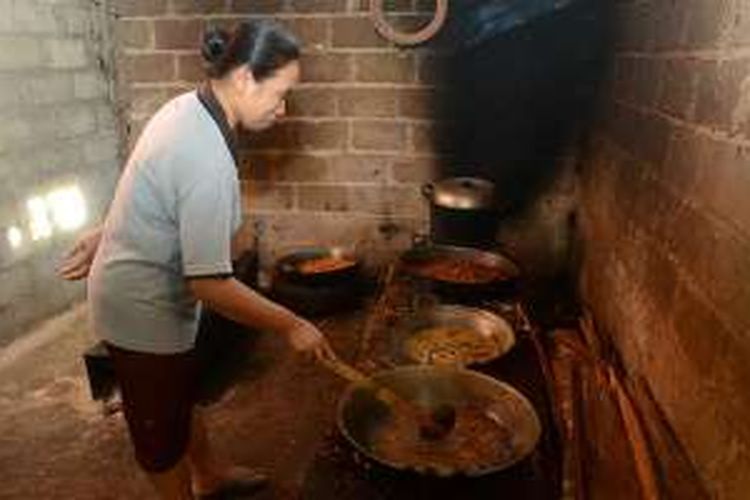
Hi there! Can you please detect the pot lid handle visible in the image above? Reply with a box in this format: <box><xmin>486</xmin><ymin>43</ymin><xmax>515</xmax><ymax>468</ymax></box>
<box><xmin>431</xmin><ymin>177</ymin><xmax>496</xmax><ymax>209</ymax></box>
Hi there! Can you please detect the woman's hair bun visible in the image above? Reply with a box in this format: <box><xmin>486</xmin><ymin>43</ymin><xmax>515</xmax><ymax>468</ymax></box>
<box><xmin>201</xmin><ymin>27</ymin><xmax>229</xmax><ymax>64</ymax></box>
<box><xmin>201</xmin><ymin>20</ymin><xmax>300</xmax><ymax>80</ymax></box>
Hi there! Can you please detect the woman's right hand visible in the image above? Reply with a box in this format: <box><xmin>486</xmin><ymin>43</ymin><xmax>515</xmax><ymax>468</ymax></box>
<box><xmin>285</xmin><ymin>320</ymin><xmax>337</xmax><ymax>362</ymax></box>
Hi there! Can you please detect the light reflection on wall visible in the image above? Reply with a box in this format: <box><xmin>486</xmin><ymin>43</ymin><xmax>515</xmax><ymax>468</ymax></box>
<box><xmin>7</xmin><ymin>226</ymin><xmax>22</xmax><ymax>249</ymax></box>
<box><xmin>46</xmin><ymin>186</ymin><xmax>87</xmax><ymax>231</ymax></box>
<box><xmin>12</xmin><ymin>185</ymin><xmax>88</xmax><ymax>249</ymax></box>
<box><xmin>27</xmin><ymin>197</ymin><xmax>53</xmax><ymax>241</ymax></box>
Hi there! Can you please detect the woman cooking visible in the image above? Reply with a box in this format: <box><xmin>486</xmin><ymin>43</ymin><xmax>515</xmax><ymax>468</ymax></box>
<box><xmin>58</xmin><ymin>20</ymin><xmax>335</xmax><ymax>500</ymax></box>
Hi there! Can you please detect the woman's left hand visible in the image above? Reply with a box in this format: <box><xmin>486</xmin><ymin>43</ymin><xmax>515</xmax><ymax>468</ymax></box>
<box><xmin>57</xmin><ymin>227</ymin><xmax>103</xmax><ymax>280</ymax></box>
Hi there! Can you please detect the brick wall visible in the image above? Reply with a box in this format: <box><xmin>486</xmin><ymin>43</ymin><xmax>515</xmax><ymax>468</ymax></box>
<box><xmin>112</xmin><ymin>0</ymin><xmax>446</xmax><ymax>271</ymax></box>
<box><xmin>577</xmin><ymin>0</ymin><xmax>750</xmax><ymax>496</ymax></box>
<box><xmin>0</xmin><ymin>0</ymin><xmax>120</xmax><ymax>347</ymax></box>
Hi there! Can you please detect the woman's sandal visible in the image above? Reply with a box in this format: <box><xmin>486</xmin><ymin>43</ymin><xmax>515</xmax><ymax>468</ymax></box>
<box><xmin>195</xmin><ymin>467</ymin><xmax>269</xmax><ymax>499</ymax></box>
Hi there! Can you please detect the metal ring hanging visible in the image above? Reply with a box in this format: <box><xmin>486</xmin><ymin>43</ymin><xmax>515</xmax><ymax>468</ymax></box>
<box><xmin>370</xmin><ymin>0</ymin><xmax>448</xmax><ymax>46</ymax></box>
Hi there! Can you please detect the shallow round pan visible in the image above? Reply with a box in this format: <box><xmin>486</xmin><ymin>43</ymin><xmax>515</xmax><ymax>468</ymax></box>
<box><xmin>337</xmin><ymin>365</ymin><xmax>542</xmax><ymax>477</ymax></box>
<box><xmin>399</xmin><ymin>244</ymin><xmax>521</xmax><ymax>301</ymax></box>
<box><xmin>393</xmin><ymin>304</ymin><xmax>516</xmax><ymax>366</ymax></box>
<box><xmin>400</xmin><ymin>244</ymin><xmax>521</xmax><ymax>285</ymax></box>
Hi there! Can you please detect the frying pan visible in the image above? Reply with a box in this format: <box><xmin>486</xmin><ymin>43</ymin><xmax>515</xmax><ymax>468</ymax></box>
<box><xmin>399</xmin><ymin>244</ymin><xmax>521</xmax><ymax>300</ymax></box>
<box><xmin>392</xmin><ymin>304</ymin><xmax>516</xmax><ymax>366</ymax></box>
<box><xmin>337</xmin><ymin>365</ymin><xmax>541</xmax><ymax>477</ymax></box>
<box><xmin>273</xmin><ymin>246</ymin><xmax>360</xmax><ymax>287</ymax></box>
<box><xmin>270</xmin><ymin>246</ymin><xmax>366</xmax><ymax>316</ymax></box>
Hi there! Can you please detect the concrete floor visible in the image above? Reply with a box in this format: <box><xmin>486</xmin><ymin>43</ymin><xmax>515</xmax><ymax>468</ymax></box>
<box><xmin>0</xmin><ymin>303</ymin><xmax>358</xmax><ymax>499</ymax></box>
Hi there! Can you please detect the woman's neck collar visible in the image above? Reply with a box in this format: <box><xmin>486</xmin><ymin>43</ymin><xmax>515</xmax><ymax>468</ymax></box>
<box><xmin>208</xmin><ymin>79</ymin><xmax>238</xmax><ymax>130</ymax></box>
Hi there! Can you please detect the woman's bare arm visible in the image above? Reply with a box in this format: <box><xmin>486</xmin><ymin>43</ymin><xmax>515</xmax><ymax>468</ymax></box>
<box><xmin>187</xmin><ymin>277</ymin><xmax>336</xmax><ymax>360</ymax></box>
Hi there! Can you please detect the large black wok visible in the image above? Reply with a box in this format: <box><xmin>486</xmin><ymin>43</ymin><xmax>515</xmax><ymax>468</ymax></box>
<box><xmin>270</xmin><ymin>246</ymin><xmax>366</xmax><ymax>316</ymax></box>
<box><xmin>274</xmin><ymin>246</ymin><xmax>360</xmax><ymax>286</ymax></box>
<box><xmin>336</xmin><ymin>365</ymin><xmax>541</xmax><ymax>477</ymax></box>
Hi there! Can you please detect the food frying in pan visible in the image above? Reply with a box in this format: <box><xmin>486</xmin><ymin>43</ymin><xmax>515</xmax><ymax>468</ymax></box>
<box><xmin>403</xmin><ymin>325</ymin><xmax>503</xmax><ymax>365</ymax></box>
<box><xmin>295</xmin><ymin>256</ymin><xmax>357</xmax><ymax>274</ymax></box>
<box><xmin>403</xmin><ymin>257</ymin><xmax>508</xmax><ymax>284</ymax></box>
<box><xmin>371</xmin><ymin>404</ymin><xmax>517</xmax><ymax>472</ymax></box>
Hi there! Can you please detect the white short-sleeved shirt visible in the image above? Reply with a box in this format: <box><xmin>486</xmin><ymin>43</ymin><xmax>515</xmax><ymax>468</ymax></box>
<box><xmin>88</xmin><ymin>91</ymin><xmax>241</xmax><ymax>353</ymax></box>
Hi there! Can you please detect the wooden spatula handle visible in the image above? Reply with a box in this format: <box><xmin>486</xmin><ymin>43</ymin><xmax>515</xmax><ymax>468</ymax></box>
<box><xmin>319</xmin><ymin>356</ymin><xmax>369</xmax><ymax>385</ymax></box>
<box><xmin>319</xmin><ymin>356</ymin><xmax>406</xmax><ymax>407</ymax></box>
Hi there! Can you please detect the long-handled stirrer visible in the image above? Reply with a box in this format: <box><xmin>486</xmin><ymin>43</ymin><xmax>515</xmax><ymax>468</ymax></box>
<box><xmin>320</xmin><ymin>355</ymin><xmax>456</xmax><ymax>440</ymax></box>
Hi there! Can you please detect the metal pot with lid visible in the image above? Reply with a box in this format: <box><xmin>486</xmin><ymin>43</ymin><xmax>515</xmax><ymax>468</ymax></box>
<box><xmin>422</xmin><ymin>177</ymin><xmax>499</xmax><ymax>248</ymax></box>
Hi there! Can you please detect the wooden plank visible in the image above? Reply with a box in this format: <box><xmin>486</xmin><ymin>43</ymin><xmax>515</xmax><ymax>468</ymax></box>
<box><xmin>579</xmin><ymin>356</ymin><xmax>643</xmax><ymax>500</ymax></box>
<box><xmin>628</xmin><ymin>376</ymin><xmax>711</xmax><ymax>500</ymax></box>
<box><xmin>608</xmin><ymin>367</ymin><xmax>661</xmax><ymax>500</ymax></box>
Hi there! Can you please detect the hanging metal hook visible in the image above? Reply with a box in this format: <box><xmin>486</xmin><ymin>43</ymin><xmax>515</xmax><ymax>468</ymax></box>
<box><xmin>370</xmin><ymin>0</ymin><xmax>449</xmax><ymax>46</ymax></box>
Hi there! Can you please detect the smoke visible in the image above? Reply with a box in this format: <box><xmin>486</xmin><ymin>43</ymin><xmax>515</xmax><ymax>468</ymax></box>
<box><xmin>430</xmin><ymin>0</ymin><xmax>613</xmax><ymax>215</ymax></box>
